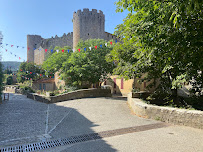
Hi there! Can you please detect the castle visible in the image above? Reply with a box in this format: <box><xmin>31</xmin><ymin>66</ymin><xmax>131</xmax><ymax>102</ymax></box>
<box><xmin>27</xmin><ymin>8</ymin><xmax>118</xmax><ymax>64</ymax></box>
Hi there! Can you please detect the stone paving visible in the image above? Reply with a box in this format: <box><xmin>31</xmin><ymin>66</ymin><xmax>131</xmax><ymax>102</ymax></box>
<box><xmin>0</xmin><ymin>93</ymin><xmax>203</xmax><ymax>152</ymax></box>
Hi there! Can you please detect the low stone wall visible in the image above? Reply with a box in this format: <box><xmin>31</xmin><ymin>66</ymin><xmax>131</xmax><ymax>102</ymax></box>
<box><xmin>128</xmin><ymin>93</ymin><xmax>203</xmax><ymax>129</ymax></box>
<box><xmin>4</xmin><ymin>86</ymin><xmax>16</xmax><ymax>93</ymax></box>
<box><xmin>27</xmin><ymin>88</ymin><xmax>111</xmax><ymax>103</ymax></box>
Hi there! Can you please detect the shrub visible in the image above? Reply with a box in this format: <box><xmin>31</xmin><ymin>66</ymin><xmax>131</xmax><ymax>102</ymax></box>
<box><xmin>6</xmin><ymin>76</ymin><xmax>13</xmax><ymax>85</ymax></box>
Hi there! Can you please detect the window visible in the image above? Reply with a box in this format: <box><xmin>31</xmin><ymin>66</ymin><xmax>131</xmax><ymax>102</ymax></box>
<box><xmin>43</xmin><ymin>84</ymin><xmax>46</xmax><ymax>91</ymax></box>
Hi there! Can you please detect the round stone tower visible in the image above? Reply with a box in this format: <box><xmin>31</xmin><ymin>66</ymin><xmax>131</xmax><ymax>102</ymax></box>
<box><xmin>73</xmin><ymin>8</ymin><xmax>105</xmax><ymax>49</ymax></box>
<box><xmin>27</xmin><ymin>35</ymin><xmax>42</xmax><ymax>63</ymax></box>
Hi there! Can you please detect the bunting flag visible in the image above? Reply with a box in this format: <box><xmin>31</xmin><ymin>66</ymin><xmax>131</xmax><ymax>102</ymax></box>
<box><xmin>45</xmin><ymin>49</ymin><xmax>47</xmax><ymax>52</ymax></box>
<box><xmin>19</xmin><ymin>57</ymin><xmax>21</xmax><ymax>60</ymax></box>
<box><xmin>110</xmin><ymin>41</ymin><xmax>113</xmax><ymax>45</ymax></box>
<box><xmin>84</xmin><ymin>48</ymin><xmax>86</xmax><ymax>51</ymax></box>
<box><xmin>62</xmin><ymin>49</ymin><xmax>64</xmax><ymax>53</ymax></box>
<box><xmin>100</xmin><ymin>45</ymin><xmax>102</xmax><ymax>48</ymax></box>
<box><xmin>51</xmin><ymin>50</ymin><xmax>53</xmax><ymax>53</ymax></box>
<box><xmin>115</xmin><ymin>40</ymin><xmax>117</xmax><ymax>43</ymax></box>
<box><xmin>95</xmin><ymin>46</ymin><xmax>97</xmax><ymax>49</ymax></box>
<box><xmin>105</xmin><ymin>43</ymin><xmax>107</xmax><ymax>47</ymax></box>
<box><xmin>30</xmin><ymin>72</ymin><xmax>32</xmax><ymax>74</ymax></box>
<box><xmin>0</xmin><ymin>43</ymin><xmax>26</xmax><ymax>49</ymax></box>
<box><xmin>78</xmin><ymin>49</ymin><xmax>80</xmax><ymax>52</ymax></box>
<box><xmin>89</xmin><ymin>47</ymin><xmax>92</xmax><ymax>50</ymax></box>
<box><xmin>56</xmin><ymin>50</ymin><xmax>59</xmax><ymax>53</ymax></box>
<box><xmin>67</xmin><ymin>50</ymin><xmax>70</xmax><ymax>53</ymax></box>
<box><xmin>28</xmin><ymin>47</ymin><xmax>30</xmax><ymax>51</ymax></box>
<box><xmin>6</xmin><ymin>49</ymin><xmax>7</xmax><ymax>52</ymax></box>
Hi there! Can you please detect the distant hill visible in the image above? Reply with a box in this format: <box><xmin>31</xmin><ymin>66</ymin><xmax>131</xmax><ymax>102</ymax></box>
<box><xmin>1</xmin><ymin>61</ymin><xmax>22</xmax><ymax>72</ymax></box>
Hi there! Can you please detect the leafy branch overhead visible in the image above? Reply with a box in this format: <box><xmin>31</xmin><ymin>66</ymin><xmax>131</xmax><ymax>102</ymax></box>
<box><xmin>111</xmin><ymin>0</ymin><xmax>202</xmax><ymax>94</ymax></box>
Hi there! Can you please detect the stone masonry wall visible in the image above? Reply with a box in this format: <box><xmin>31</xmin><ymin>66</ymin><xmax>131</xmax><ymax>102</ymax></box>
<box><xmin>128</xmin><ymin>93</ymin><xmax>203</xmax><ymax>129</ymax></box>
<box><xmin>27</xmin><ymin>8</ymin><xmax>119</xmax><ymax>64</ymax></box>
<box><xmin>73</xmin><ymin>8</ymin><xmax>105</xmax><ymax>49</ymax></box>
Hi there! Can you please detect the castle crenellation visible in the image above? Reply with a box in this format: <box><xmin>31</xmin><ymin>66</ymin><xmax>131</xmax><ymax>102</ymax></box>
<box><xmin>27</xmin><ymin>8</ymin><xmax>118</xmax><ymax>64</ymax></box>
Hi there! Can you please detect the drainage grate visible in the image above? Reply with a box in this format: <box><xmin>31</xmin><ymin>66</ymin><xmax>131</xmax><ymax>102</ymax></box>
<box><xmin>0</xmin><ymin>123</ymin><xmax>169</xmax><ymax>152</ymax></box>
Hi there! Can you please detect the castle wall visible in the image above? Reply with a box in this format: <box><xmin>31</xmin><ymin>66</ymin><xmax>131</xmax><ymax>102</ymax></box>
<box><xmin>34</xmin><ymin>47</ymin><xmax>45</xmax><ymax>65</ymax></box>
<box><xmin>73</xmin><ymin>8</ymin><xmax>105</xmax><ymax>49</ymax></box>
<box><xmin>27</xmin><ymin>35</ymin><xmax>42</xmax><ymax>63</ymax></box>
<box><xmin>104</xmin><ymin>32</ymin><xmax>118</xmax><ymax>42</ymax></box>
<box><xmin>27</xmin><ymin>8</ymin><xmax>119</xmax><ymax>64</ymax></box>
<box><xmin>41</xmin><ymin>32</ymin><xmax>73</xmax><ymax>49</ymax></box>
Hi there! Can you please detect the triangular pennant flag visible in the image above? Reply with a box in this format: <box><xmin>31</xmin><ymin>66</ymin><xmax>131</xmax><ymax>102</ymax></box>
<box><xmin>11</xmin><ymin>45</ymin><xmax>14</xmax><ymax>47</ymax></box>
<box><xmin>15</xmin><ymin>55</ymin><xmax>16</xmax><ymax>57</ymax></box>
<box><xmin>22</xmin><ymin>47</ymin><xmax>25</xmax><ymax>49</ymax></box>
<box><xmin>6</xmin><ymin>44</ymin><xmax>8</xmax><ymax>46</ymax></box>
<box><xmin>105</xmin><ymin>43</ymin><xmax>107</xmax><ymax>47</ymax></box>
<box><xmin>78</xmin><ymin>49</ymin><xmax>80</xmax><ymax>52</ymax></box>
<box><xmin>10</xmin><ymin>52</ymin><xmax>12</xmax><ymax>54</ymax></box>
<box><xmin>67</xmin><ymin>50</ymin><xmax>70</xmax><ymax>53</ymax></box>
<box><xmin>95</xmin><ymin>46</ymin><xmax>97</xmax><ymax>49</ymax></box>
<box><xmin>84</xmin><ymin>48</ymin><xmax>86</xmax><ymax>51</ymax></box>
<box><xmin>5</xmin><ymin>49</ymin><xmax>7</xmax><ymax>52</ymax></box>
<box><xmin>110</xmin><ymin>42</ymin><xmax>113</xmax><ymax>45</ymax></box>
<box><xmin>28</xmin><ymin>47</ymin><xmax>30</xmax><ymax>50</ymax></box>
<box><xmin>56</xmin><ymin>50</ymin><xmax>59</xmax><ymax>53</ymax></box>
<box><xmin>45</xmin><ymin>49</ymin><xmax>47</xmax><ymax>52</ymax></box>
<box><xmin>89</xmin><ymin>47</ymin><xmax>92</xmax><ymax>50</ymax></box>
<box><xmin>62</xmin><ymin>49</ymin><xmax>64</xmax><ymax>53</ymax></box>
<box><xmin>19</xmin><ymin>57</ymin><xmax>21</xmax><ymax>60</ymax></box>
<box><xmin>51</xmin><ymin>50</ymin><xmax>53</xmax><ymax>53</ymax></box>
<box><xmin>30</xmin><ymin>72</ymin><xmax>32</xmax><ymax>74</ymax></box>
<box><xmin>115</xmin><ymin>40</ymin><xmax>117</xmax><ymax>43</ymax></box>
<box><xmin>100</xmin><ymin>45</ymin><xmax>102</xmax><ymax>48</ymax></box>
<box><xmin>17</xmin><ymin>46</ymin><xmax>19</xmax><ymax>48</ymax></box>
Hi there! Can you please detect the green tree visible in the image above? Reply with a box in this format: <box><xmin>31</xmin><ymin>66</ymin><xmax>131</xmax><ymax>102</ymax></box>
<box><xmin>42</xmin><ymin>46</ymin><xmax>72</xmax><ymax>75</ymax></box>
<box><xmin>62</xmin><ymin>39</ymin><xmax>115</xmax><ymax>88</ymax></box>
<box><xmin>6</xmin><ymin>76</ymin><xmax>13</xmax><ymax>85</ymax></box>
<box><xmin>0</xmin><ymin>62</ymin><xmax>4</xmax><ymax>101</ymax></box>
<box><xmin>110</xmin><ymin>0</ymin><xmax>203</xmax><ymax>98</ymax></box>
<box><xmin>0</xmin><ymin>31</ymin><xmax>4</xmax><ymax>101</ymax></box>
<box><xmin>17</xmin><ymin>62</ymin><xmax>42</xmax><ymax>83</ymax></box>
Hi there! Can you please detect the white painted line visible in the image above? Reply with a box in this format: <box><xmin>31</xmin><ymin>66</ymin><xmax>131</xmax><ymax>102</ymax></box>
<box><xmin>48</xmin><ymin>100</ymin><xmax>81</xmax><ymax>134</ymax></box>
<box><xmin>45</xmin><ymin>104</ymin><xmax>49</xmax><ymax>134</ymax></box>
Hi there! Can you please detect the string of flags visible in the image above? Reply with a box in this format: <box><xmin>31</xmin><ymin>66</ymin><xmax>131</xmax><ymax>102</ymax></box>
<box><xmin>18</xmin><ymin>69</ymin><xmax>55</xmax><ymax>80</ymax></box>
<box><xmin>0</xmin><ymin>43</ymin><xmax>25</xmax><ymax>49</ymax></box>
<box><xmin>1</xmin><ymin>46</ymin><xmax>26</xmax><ymax>61</ymax></box>
<box><xmin>1</xmin><ymin>40</ymin><xmax>118</xmax><ymax>62</ymax></box>
<box><xmin>27</xmin><ymin>40</ymin><xmax>118</xmax><ymax>53</ymax></box>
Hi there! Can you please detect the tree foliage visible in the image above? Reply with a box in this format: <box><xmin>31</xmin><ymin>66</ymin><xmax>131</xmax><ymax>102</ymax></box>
<box><xmin>0</xmin><ymin>31</ymin><xmax>3</xmax><ymax>101</ymax></box>
<box><xmin>110</xmin><ymin>0</ymin><xmax>203</xmax><ymax>95</ymax></box>
<box><xmin>42</xmin><ymin>46</ymin><xmax>72</xmax><ymax>75</ymax></box>
<box><xmin>17</xmin><ymin>62</ymin><xmax>43</xmax><ymax>83</ymax></box>
<box><xmin>62</xmin><ymin>39</ymin><xmax>115</xmax><ymax>87</ymax></box>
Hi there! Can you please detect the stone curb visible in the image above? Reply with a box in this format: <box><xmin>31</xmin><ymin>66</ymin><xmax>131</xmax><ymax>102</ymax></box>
<box><xmin>27</xmin><ymin>88</ymin><xmax>112</xmax><ymax>103</ymax></box>
<box><xmin>128</xmin><ymin>93</ymin><xmax>203</xmax><ymax>129</ymax></box>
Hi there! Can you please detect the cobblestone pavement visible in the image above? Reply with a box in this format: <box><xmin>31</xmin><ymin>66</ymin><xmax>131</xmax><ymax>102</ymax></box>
<box><xmin>0</xmin><ymin>93</ymin><xmax>203</xmax><ymax>152</ymax></box>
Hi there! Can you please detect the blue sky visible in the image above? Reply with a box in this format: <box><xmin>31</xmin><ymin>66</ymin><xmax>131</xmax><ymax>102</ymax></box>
<box><xmin>0</xmin><ymin>0</ymin><xmax>128</xmax><ymax>62</ymax></box>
